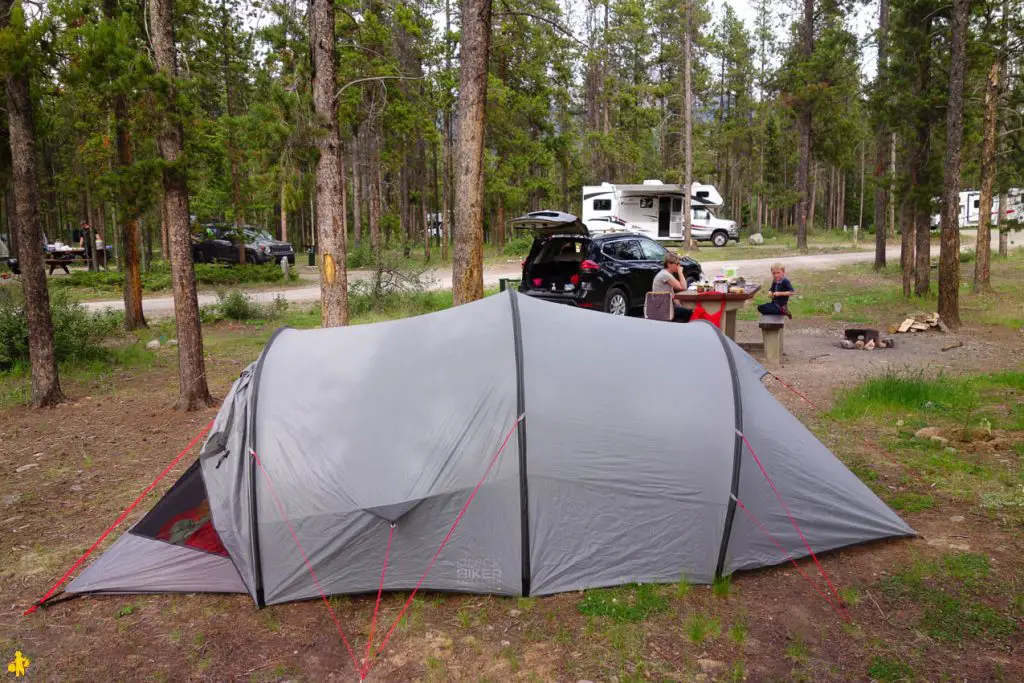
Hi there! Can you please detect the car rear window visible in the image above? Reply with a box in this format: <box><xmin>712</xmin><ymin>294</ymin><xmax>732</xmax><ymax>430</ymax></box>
<box><xmin>531</xmin><ymin>237</ymin><xmax>588</xmax><ymax>264</ymax></box>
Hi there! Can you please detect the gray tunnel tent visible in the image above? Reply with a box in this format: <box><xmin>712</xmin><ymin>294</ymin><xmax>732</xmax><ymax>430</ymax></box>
<box><xmin>66</xmin><ymin>290</ymin><xmax>913</xmax><ymax>605</ymax></box>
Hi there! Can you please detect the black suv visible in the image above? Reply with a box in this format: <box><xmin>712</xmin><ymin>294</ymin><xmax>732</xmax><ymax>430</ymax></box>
<box><xmin>192</xmin><ymin>225</ymin><xmax>295</xmax><ymax>265</ymax></box>
<box><xmin>513</xmin><ymin>211</ymin><xmax>702</xmax><ymax>315</ymax></box>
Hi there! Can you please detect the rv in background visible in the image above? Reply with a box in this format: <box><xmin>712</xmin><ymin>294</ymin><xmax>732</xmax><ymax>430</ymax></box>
<box><xmin>930</xmin><ymin>188</ymin><xmax>1022</xmax><ymax>228</ymax></box>
<box><xmin>581</xmin><ymin>180</ymin><xmax>738</xmax><ymax>246</ymax></box>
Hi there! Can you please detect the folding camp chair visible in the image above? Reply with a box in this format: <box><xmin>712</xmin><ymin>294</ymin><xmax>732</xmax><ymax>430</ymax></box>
<box><xmin>644</xmin><ymin>291</ymin><xmax>674</xmax><ymax>321</ymax></box>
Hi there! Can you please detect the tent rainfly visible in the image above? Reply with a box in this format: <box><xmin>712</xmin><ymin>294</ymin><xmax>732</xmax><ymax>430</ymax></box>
<box><xmin>64</xmin><ymin>290</ymin><xmax>913</xmax><ymax>606</ymax></box>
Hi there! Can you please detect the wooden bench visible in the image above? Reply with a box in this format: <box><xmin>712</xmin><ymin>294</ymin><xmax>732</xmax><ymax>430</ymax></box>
<box><xmin>45</xmin><ymin>258</ymin><xmax>73</xmax><ymax>275</ymax></box>
<box><xmin>758</xmin><ymin>314</ymin><xmax>786</xmax><ymax>364</ymax></box>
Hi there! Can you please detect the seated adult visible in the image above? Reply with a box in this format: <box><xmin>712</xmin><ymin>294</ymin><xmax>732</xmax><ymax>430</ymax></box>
<box><xmin>651</xmin><ymin>253</ymin><xmax>692</xmax><ymax>322</ymax></box>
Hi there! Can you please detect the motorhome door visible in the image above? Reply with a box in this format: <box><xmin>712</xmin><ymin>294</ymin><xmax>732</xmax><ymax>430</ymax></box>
<box><xmin>658</xmin><ymin>197</ymin><xmax>671</xmax><ymax>237</ymax></box>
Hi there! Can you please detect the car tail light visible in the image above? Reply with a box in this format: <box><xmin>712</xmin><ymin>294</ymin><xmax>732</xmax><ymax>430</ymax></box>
<box><xmin>521</xmin><ymin>260</ymin><xmax>526</xmax><ymax>268</ymax></box>
<box><xmin>580</xmin><ymin>259</ymin><xmax>600</xmax><ymax>272</ymax></box>
<box><xmin>570</xmin><ymin>274</ymin><xmax>580</xmax><ymax>285</ymax></box>
<box><xmin>532</xmin><ymin>278</ymin><xmax>542</xmax><ymax>287</ymax></box>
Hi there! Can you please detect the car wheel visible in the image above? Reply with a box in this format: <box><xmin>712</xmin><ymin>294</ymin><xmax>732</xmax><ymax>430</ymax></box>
<box><xmin>712</xmin><ymin>231</ymin><xmax>729</xmax><ymax>248</ymax></box>
<box><xmin>604</xmin><ymin>287</ymin><xmax>628</xmax><ymax>316</ymax></box>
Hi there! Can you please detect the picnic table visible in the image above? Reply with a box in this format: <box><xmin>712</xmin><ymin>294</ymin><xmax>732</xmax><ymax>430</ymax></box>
<box><xmin>673</xmin><ymin>284</ymin><xmax>762</xmax><ymax>340</ymax></box>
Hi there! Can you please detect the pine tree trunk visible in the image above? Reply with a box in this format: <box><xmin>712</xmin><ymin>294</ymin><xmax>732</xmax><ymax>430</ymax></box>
<box><xmin>2</xmin><ymin>0</ymin><xmax>65</xmax><ymax>407</ymax></box>
<box><xmin>937</xmin><ymin>0</ymin><xmax>968</xmax><ymax>328</ymax></box>
<box><xmin>808</xmin><ymin>162</ymin><xmax>818</xmax><ymax>232</ymax></box>
<box><xmin>104</xmin><ymin>0</ymin><xmax>147</xmax><ymax>328</ymax></box>
<box><xmin>997</xmin><ymin>191</ymin><xmax>1008</xmax><ymax>257</ymax></box>
<box><xmin>451</xmin><ymin>0</ymin><xmax>492</xmax><ymax>305</ymax></box>
<box><xmin>682</xmin><ymin>0</ymin><xmax>694</xmax><ymax>248</ymax></box>
<box><xmin>496</xmin><ymin>200</ymin><xmax>505</xmax><ymax>250</ymax></box>
<box><xmin>280</xmin><ymin>181</ymin><xmax>288</xmax><ymax>242</ymax></box>
<box><xmin>974</xmin><ymin>58</ymin><xmax>999</xmax><ymax>293</ymax></box>
<box><xmin>795</xmin><ymin>0</ymin><xmax>814</xmax><ymax>250</ymax></box>
<box><xmin>113</xmin><ymin>93</ymin><xmax>147</xmax><ymax>330</ymax></box>
<box><xmin>368</xmin><ymin>126</ymin><xmax>382</xmax><ymax>259</ymax></box>
<box><xmin>150</xmin><ymin>0</ymin><xmax>215</xmax><ymax>411</ymax></box>
<box><xmin>441</xmin><ymin>116</ymin><xmax>450</xmax><ymax>261</ymax></box>
<box><xmin>858</xmin><ymin>142</ymin><xmax>866</xmax><ymax>235</ymax></box>
<box><xmin>873</xmin><ymin>0</ymin><xmax>890</xmax><ymax>268</ymax></box>
<box><xmin>839</xmin><ymin>171</ymin><xmax>846</xmax><ymax>229</ymax></box>
<box><xmin>900</xmin><ymin>195</ymin><xmax>915</xmax><ymax>297</ymax></box>
<box><xmin>351</xmin><ymin>139</ymin><xmax>361</xmax><ymax>248</ymax></box>
<box><xmin>310</xmin><ymin>0</ymin><xmax>349</xmax><ymax>326</ymax></box>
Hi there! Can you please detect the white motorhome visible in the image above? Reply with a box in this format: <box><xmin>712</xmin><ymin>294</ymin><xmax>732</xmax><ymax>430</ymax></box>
<box><xmin>930</xmin><ymin>189</ymin><xmax>1022</xmax><ymax>228</ymax></box>
<box><xmin>581</xmin><ymin>180</ymin><xmax>738</xmax><ymax>246</ymax></box>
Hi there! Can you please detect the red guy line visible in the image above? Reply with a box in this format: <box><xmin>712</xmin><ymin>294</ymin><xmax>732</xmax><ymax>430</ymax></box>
<box><xmin>23</xmin><ymin>419</ymin><xmax>215</xmax><ymax>616</ymax></box>
<box><xmin>737</xmin><ymin>430</ymin><xmax>850</xmax><ymax>620</ymax></box>
<box><xmin>363</xmin><ymin>414</ymin><xmax>525</xmax><ymax>677</ymax></box>
<box><xmin>251</xmin><ymin>450</ymin><xmax>361</xmax><ymax>672</ymax></box>
<box><xmin>361</xmin><ymin>523</ymin><xmax>395</xmax><ymax>679</ymax></box>
<box><xmin>731</xmin><ymin>496</ymin><xmax>841</xmax><ymax>615</ymax></box>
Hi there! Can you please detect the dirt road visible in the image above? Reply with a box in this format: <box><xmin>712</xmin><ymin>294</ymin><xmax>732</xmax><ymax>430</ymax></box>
<box><xmin>81</xmin><ymin>235</ymin><xmax>1004</xmax><ymax>318</ymax></box>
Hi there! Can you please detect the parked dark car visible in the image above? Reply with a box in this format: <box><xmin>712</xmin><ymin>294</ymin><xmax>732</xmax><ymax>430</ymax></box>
<box><xmin>192</xmin><ymin>225</ymin><xmax>295</xmax><ymax>265</ymax></box>
<box><xmin>513</xmin><ymin>211</ymin><xmax>702</xmax><ymax>315</ymax></box>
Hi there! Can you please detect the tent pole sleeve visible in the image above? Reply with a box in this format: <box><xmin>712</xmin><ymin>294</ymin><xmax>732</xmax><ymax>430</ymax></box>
<box><xmin>712</xmin><ymin>325</ymin><xmax>744</xmax><ymax>579</ymax></box>
<box><xmin>247</xmin><ymin>326</ymin><xmax>290</xmax><ymax>607</ymax></box>
<box><xmin>508</xmin><ymin>291</ymin><xmax>531</xmax><ymax>596</ymax></box>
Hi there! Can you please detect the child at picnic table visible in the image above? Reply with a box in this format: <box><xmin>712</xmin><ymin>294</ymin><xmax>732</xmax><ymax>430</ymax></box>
<box><xmin>757</xmin><ymin>262</ymin><xmax>795</xmax><ymax>318</ymax></box>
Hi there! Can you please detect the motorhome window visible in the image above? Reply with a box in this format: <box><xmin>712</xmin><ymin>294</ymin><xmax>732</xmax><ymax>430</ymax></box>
<box><xmin>639</xmin><ymin>197</ymin><xmax>654</xmax><ymax>209</ymax></box>
<box><xmin>672</xmin><ymin>198</ymin><xmax>682</xmax><ymax>212</ymax></box>
<box><xmin>639</xmin><ymin>238</ymin><xmax>667</xmax><ymax>261</ymax></box>
<box><xmin>593</xmin><ymin>199</ymin><xmax>612</xmax><ymax>211</ymax></box>
<box><xmin>973</xmin><ymin>200</ymin><xmax>980</xmax><ymax>208</ymax></box>
<box><xmin>694</xmin><ymin>209</ymin><xmax>709</xmax><ymax>220</ymax></box>
<box><xmin>696</xmin><ymin>191</ymin><xmax>709</xmax><ymax>199</ymax></box>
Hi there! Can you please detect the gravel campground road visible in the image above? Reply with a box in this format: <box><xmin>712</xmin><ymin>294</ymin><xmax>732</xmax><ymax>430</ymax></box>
<box><xmin>82</xmin><ymin>230</ymin><xmax>1021</xmax><ymax>319</ymax></box>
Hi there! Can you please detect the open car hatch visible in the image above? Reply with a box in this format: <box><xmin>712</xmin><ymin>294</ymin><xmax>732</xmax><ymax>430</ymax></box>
<box><xmin>509</xmin><ymin>211</ymin><xmax>589</xmax><ymax>237</ymax></box>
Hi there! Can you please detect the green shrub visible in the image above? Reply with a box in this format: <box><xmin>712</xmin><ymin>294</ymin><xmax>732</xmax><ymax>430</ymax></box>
<box><xmin>202</xmin><ymin>290</ymin><xmax>287</xmax><ymax>323</ymax></box>
<box><xmin>50</xmin><ymin>262</ymin><xmax>296</xmax><ymax>294</ymax></box>
<box><xmin>503</xmin><ymin>235</ymin><xmax>533</xmax><ymax>257</ymax></box>
<box><xmin>0</xmin><ymin>288</ymin><xmax>122</xmax><ymax>371</ymax></box>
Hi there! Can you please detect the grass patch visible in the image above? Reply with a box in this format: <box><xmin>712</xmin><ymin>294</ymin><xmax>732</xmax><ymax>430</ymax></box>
<box><xmin>784</xmin><ymin>636</ymin><xmax>809</xmax><ymax>663</ymax></box>
<box><xmin>879</xmin><ymin>552</ymin><xmax>1017</xmax><ymax>643</ymax></box>
<box><xmin>887</xmin><ymin>492</ymin><xmax>935</xmax><ymax>512</ymax></box>
<box><xmin>578</xmin><ymin>584</ymin><xmax>669</xmax><ymax>623</ymax></box>
<box><xmin>712</xmin><ymin>574</ymin><xmax>733</xmax><ymax>598</ymax></box>
<box><xmin>674</xmin><ymin>574</ymin><xmax>692</xmax><ymax>598</ymax></box>
<box><xmin>830</xmin><ymin>369</ymin><xmax>975</xmax><ymax>421</ymax></box>
<box><xmin>685</xmin><ymin>612</ymin><xmax>721</xmax><ymax>645</ymax></box>
<box><xmin>729</xmin><ymin>620</ymin><xmax>748</xmax><ymax>645</ymax></box>
<box><xmin>867</xmin><ymin>655</ymin><xmax>913</xmax><ymax>682</ymax></box>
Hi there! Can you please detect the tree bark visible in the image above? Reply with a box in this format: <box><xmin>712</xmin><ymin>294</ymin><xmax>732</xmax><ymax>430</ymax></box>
<box><xmin>351</xmin><ymin>139</ymin><xmax>361</xmax><ymax>249</ymax></box>
<box><xmin>496</xmin><ymin>199</ymin><xmax>505</xmax><ymax>250</ymax></box>
<box><xmin>682</xmin><ymin>0</ymin><xmax>694</xmax><ymax>248</ymax></box>
<box><xmin>974</xmin><ymin>58</ymin><xmax>999</xmax><ymax>293</ymax></box>
<box><xmin>900</xmin><ymin>195</ymin><xmax>915</xmax><ymax>297</ymax></box>
<box><xmin>937</xmin><ymin>0</ymin><xmax>968</xmax><ymax>328</ymax></box>
<box><xmin>150</xmin><ymin>0</ymin><xmax>215</xmax><ymax>410</ymax></box>
<box><xmin>2</xmin><ymin>0</ymin><xmax>65</xmax><ymax>407</ymax></box>
<box><xmin>105</xmin><ymin>0</ymin><xmax>147</xmax><ymax>329</ymax></box>
<box><xmin>367</xmin><ymin>123</ymin><xmax>382</xmax><ymax>260</ymax></box>
<box><xmin>280</xmin><ymin>180</ymin><xmax>288</xmax><ymax>242</ymax></box>
<box><xmin>808</xmin><ymin>162</ymin><xmax>818</xmax><ymax>232</ymax></box>
<box><xmin>114</xmin><ymin>94</ymin><xmax>147</xmax><ymax>329</ymax></box>
<box><xmin>795</xmin><ymin>0</ymin><xmax>814</xmax><ymax>250</ymax></box>
<box><xmin>441</xmin><ymin>116</ymin><xmax>450</xmax><ymax>260</ymax></box>
<box><xmin>451</xmin><ymin>0</ymin><xmax>492</xmax><ymax>305</ymax></box>
<box><xmin>858</xmin><ymin>142</ymin><xmax>866</xmax><ymax>235</ymax></box>
<box><xmin>310</xmin><ymin>0</ymin><xmax>349</xmax><ymax>326</ymax></box>
<box><xmin>873</xmin><ymin>0</ymin><xmax>890</xmax><ymax>268</ymax></box>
